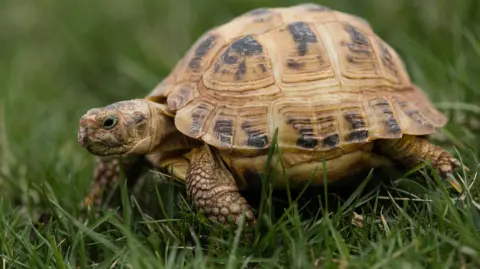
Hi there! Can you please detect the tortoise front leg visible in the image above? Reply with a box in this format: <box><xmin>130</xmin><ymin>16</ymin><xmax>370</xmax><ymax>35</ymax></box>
<box><xmin>83</xmin><ymin>155</ymin><xmax>147</xmax><ymax>210</ymax></box>
<box><xmin>376</xmin><ymin>135</ymin><xmax>466</xmax><ymax>192</ymax></box>
<box><xmin>186</xmin><ymin>145</ymin><xmax>256</xmax><ymax>226</ymax></box>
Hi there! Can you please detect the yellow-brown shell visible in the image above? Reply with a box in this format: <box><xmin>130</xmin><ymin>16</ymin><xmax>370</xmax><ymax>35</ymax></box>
<box><xmin>147</xmin><ymin>3</ymin><xmax>447</xmax><ymax>154</ymax></box>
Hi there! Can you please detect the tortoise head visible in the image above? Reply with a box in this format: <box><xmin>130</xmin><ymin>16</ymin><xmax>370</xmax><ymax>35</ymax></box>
<box><xmin>78</xmin><ymin>99</ymin><xmax>168</xmax><ymax>156</ymax></box>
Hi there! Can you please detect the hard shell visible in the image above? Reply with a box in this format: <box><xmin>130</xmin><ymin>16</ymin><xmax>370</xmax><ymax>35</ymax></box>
<box><xmin>147</xmin><ymin>3</ymin><xmax>447</xmax><ymax>157</ymax></box>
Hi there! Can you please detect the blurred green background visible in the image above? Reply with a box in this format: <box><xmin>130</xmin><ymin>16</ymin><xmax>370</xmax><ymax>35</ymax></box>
<box><xmin>1</xmin><ymin>0</ymin><xmax>479</xmax><ymax>215</ymax></box>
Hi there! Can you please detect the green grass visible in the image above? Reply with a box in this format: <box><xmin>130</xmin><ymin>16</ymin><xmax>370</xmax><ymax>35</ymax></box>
<box><xmin>1</xmin><ymin>0</ymin><xmax>480</xmax><ymax>268</ymax></box>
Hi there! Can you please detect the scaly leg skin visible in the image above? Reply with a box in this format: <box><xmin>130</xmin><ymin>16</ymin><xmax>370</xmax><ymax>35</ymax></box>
<box><xmin>186</xmin><ymin>145</ymin><xmax>256</xmax><ymax>226</ymax></box>
<box><xmin>377</xmin><ymin>135</ymin><xmax>465</xmax><ymax>193</ymax></box>
<box><xmin>82</xmin><ymin>155</ymin><xmax>147</xmax><ymax>211</ymax></box>
<box><xmin>82</xmin><ymin>156</ymin><xmax>120</xmax><ymax>209</ymax></box>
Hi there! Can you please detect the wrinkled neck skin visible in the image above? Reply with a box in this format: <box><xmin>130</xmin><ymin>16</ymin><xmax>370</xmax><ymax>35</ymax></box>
<box><xmin>144</xmin><ymin>103</ymin><xmax>202</xmax><ymax>166</ymax></box>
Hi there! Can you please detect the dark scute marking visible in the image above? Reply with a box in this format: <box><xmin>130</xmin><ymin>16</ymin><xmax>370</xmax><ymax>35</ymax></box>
<box><xmin>345</xmin><ymin>130</ymin><xmax>369</xmax><ymax>142</ymax></box>
<box><xmin>168</xmin><ymin>87</ymin><xmax>190</xmax><ymax>110</ymax></box>
<box><xmin>288</xmin><ymin>118</ymin><xmax>318</xmax><ymax>149</ymax></box>
<box><xmin>190</xmin><ymin>104</ymin><xmax>209</xmax><ymax>134</ymax></box>
<box><xmin>287</xmin><ymin>22</ymin><xmax>318</xmax><ymax>56</ymax></box>
<box><xmin>241</xmin><ymin>122</ymin><xmax>268</xmax><ymax>148</ymax></box>
<box><xmin>343</xmin><ymin>111</ymin><xmax>368</xmax><ymax>142</ymax></box>
<box><xmin>345</xmin><ymin>25</ymin><xmax>368</xmax><ymax>44</ymax></box>
<box><xmin>317</xmin><ymin>115</ymin><xmax>336</xmax><ymax>130</ymax></box>
<box><xmin>246</xmin><ymin>8</ymin><xmax>270</xmax><ymax>16</ymax></box>
<box><xmin>397</xmin><ymin>100</ymin><xmax>433</xmax><ymax>127</ymax></box>
<box><xmin>214</xmin><ymin>119</ymin><xmax>234</xmax><ymax>145</ymax></box>
<box><xmin>221</xmin><ymin>52</ymin><xmax>239</xmax><ymax>65</ymax></box>
<box><xmin>214</xmin><ymin>63</ymin><xmax>221</xmax><ymax>73</ymax></box>
<box><xmin>189</xmin><ymin>35</ymin><xmax>217</xmax><ymax>70</ymax></box>
<box><xmin>180</xmin><ymin>86</ymin><xmax>191</xmax><ymax>101</ymax></box>
<box><xmin>287</xmin><ymin>59</ymin><xmax>305</xmax><ymax>69</ymax></box>
<box><xmin>322</xmin><ymin>133</ymin><xmax>340</xmax><ymax>148</ymax></box>
<box><xmin>372</xmin><ymin>99</ymin><xmax>401</xmax><ymax>135</ymax></box>
<box><xmin>258</xmin><ymin>63</ymin><xmax>267</xmax><ymax>73</ymax></box>
<box><xmin>235</xmin><ymin>61</ymin><xmax>247</xmax><ymax>80</ymax></box>
<box><xmin>221</xmin><ymin>35</ymin><xmax>263</xmax><ymax>65</ymax></box>
<box><xmin>231</xmin><ymin>35</ymin><xmax>263</xmax><ymax>54</ymax></box>
<box><xmin>344</xmin><ymin>24</ymin><xmax>371</xmax><ymax>56</ymax></box>
<box><xmin>297</xmin><ymin>135</ymin><xmax>318</xmax><ymax>149</ymax></box>
<box><xmin>385</xmin><ymin>117</ymin><xmax>401</xmax><ymax>134</ymax></box>
<box><xmin>344</xmin><ymin>112</ymin><xmax>366</xmax><ymax>129</ymax></box>
<box><xmin>372</xmin><ymin>99</ymin><xmax>389</xmax><ymax>107</ymax></box>
<box><xmin>378</xmin><ymin>40</ymin><xmax>398</xmax><ymax>76</ymax></box>
<box><xmin>406</xmin><ymin>110</ymin><xmax>431</xmax><ymax>126</ymax></box>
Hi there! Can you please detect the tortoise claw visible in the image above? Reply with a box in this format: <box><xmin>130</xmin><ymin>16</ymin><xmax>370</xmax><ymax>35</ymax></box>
<box><xmin>445</xmin><ymin>172</ymin><xmax>463</xmax><ymax>193</ymax></box>
<box><xmin>450</xmin><ymin>157</ymin><xmax>470</xmax><ymax>172</ymax></box>
<box><xmin>437</xmin><ymin>156</ymin><xmax>468</xmax><ymax>193</ymax></box>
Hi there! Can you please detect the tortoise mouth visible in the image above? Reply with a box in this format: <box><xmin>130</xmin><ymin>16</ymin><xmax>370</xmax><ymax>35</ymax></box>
<box><xmin>78</xmin><ymin>128</ymin><xmax>126</xmax><ymax>156</ymax></box>
<box><xmin>84</xmin><ymin>141</ymin><xmax>126</xmax><ymax>156</ymax></box>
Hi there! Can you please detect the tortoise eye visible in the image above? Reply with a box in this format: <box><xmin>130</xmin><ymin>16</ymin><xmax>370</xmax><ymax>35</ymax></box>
<box><xmin>102</xmin><ymin>116</ymin><xmax>118</xmax><ymax>130</ymax></box>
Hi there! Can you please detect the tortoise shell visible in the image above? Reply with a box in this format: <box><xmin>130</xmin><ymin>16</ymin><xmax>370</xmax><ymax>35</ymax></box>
<box><xmin>147</xmin><ymin>3</ymin><xmax>447</xmax><ymax>154</ymax></box>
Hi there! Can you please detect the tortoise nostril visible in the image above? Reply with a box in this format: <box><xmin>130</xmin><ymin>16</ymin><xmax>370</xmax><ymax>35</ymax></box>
<box><xmin>78</xmin><ymin>128</ymin><xmax>90</xmax><ymax>146</ymax></box>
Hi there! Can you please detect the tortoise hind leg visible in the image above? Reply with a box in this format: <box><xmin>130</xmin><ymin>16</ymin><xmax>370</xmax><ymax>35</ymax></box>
<box><xmin>186</xmin><ymin>145</ymin><xmax>256</xmax><ymax>226</ymax></box>
<box><xmin>376</xmin><ymin>135</ymin><xmax>465</xmax><ymax>192</ymax></box>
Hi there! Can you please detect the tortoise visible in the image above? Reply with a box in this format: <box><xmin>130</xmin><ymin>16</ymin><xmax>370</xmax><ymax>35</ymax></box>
<box><xmin>77</xmin><ymin>3</ymin><xmax>466</xmax><ymax>225</ymax></box>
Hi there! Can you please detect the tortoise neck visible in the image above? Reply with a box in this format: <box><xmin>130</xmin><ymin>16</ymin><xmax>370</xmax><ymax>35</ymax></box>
<box><xmin>148</xmin><ymin>101</ymin><xmax>201</xmax><ymax>156</ymax></box>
